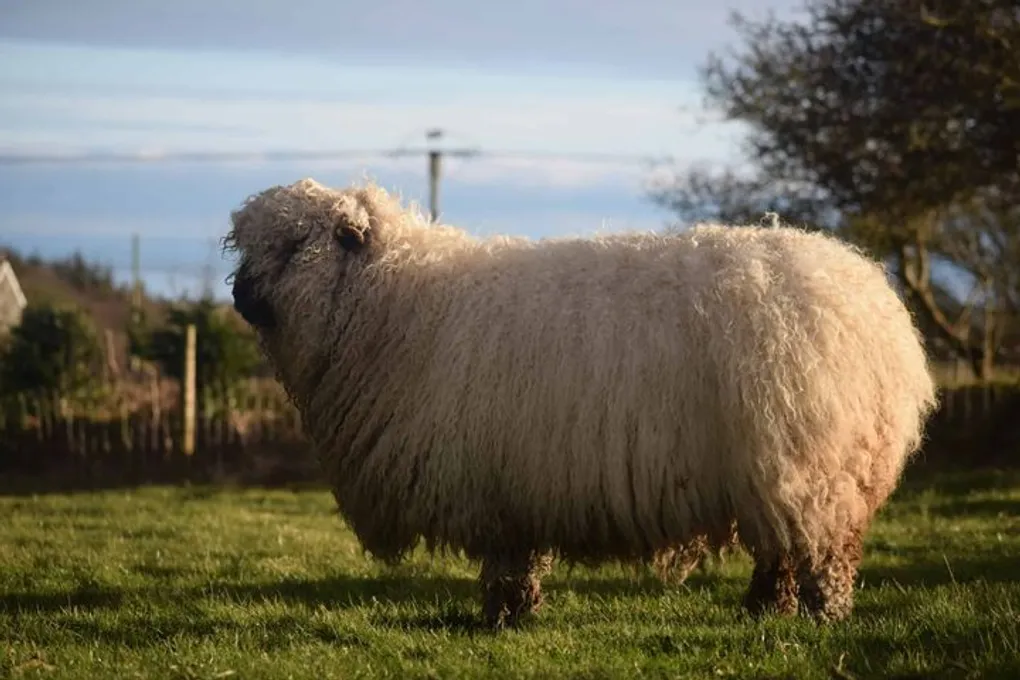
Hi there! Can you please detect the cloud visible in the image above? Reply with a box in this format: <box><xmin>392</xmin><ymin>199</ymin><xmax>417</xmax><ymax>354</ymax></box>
<box><xmin>0</xmin><ymin>0</ymin><xmax>807</xmax><ymax>78</ymax></box>
<box><xmin>0</xmin><ymin>86</ymin><xmax>743</xmax><ymax>193</ymax></box>
<box><xmin>0</xmin><ymin>86</ymin><xmax>720</xmax><ymax>155</ymax></box>
<box><xmin>456</xmin><ymin>211</ymin><xmax>670</xmax><ymax>241</ymax></box>
<box><xmin>0</xmin><ymin>80</ymin><xmax>741</xmax><ymax>194</ymax></box>
<box><xmin>0</xmin><ymin>35</ymin><xmax>752</xmax><ymax>201</ymax></box>
<box><xmin>0</xmin><ymin>158</ymin><xmax>669</xmax><ymax>237</ymax></box>
<box><xmin>0</xmin><ymin>214</ymin><xmax>230</xmax><ymax>239</ymax></box>
<box><xmin>438</xmin><ymin>156</ymin><xmax>662</xmax><ymax>191</ymax></box>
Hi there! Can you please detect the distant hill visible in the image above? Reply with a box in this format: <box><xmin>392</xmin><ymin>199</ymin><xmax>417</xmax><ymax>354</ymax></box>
<box><xmin>0</xmin><ymin>245</ymin><xmax>249</xmax><ymax>378</ymax></box>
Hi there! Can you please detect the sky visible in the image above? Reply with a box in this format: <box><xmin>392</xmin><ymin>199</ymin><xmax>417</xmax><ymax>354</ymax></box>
<box><xmin>0</xmin><ymin>0</ymin><xmax>803</xmax><ymax>301</ymax></box>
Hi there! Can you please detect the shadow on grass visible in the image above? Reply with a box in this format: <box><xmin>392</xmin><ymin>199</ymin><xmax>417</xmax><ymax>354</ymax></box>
<box><xmin>0</xmin><ymin>573</ymin><xmax>506</xmax><ymax>637</ymax></box>
<box><xmin>896</xmin><ymin>466</ymin><xmax>1020</xmax><ymax>498</ymax></box>
<box><xmin>0</xmin><ymin>572</ymin><xmax>674</xmax><ymax>611</ymax></box>
<box><xmin>372</xmin><ymin>608</ymin><xmax>484</xmax><ymax>634</ymax></box>
<box><xmin>208</xmin><ymin>572</ymin><xmax>479</xmax><ymax>608</ymax></box>
<box><xmin>859</xmin><ymin>549</ymin><xmax>1020</xmax><ymax>590</ymax></box>
<box><xmin>0</xmin><ymin>573</ymin><xmax>476</xmax><ymax>615</ymax></box>
<box><xmin>926</xmin><ymin>496</ymin><xmax>1020</xmax><ymax>519</ymax></box>
<box><xmin>5</xmin><ymin>543</ymin><xmax>1013</xmax><ymax>613</ymax></box>
<box><xmin>839</xmin><ymin>625</ymin><xmax>1020</xmax><ymax>680</ymax></box>
<box><xmin>547</xmin><ymin>572</ymin><xmax>671</xmax><ymax>598</ymax></box>
<box><xmin>0</xmin><ymin>584</ymin><xmax>128</xmax><ymax>613</ymax></box>
<box><xmin>0</xmin><ymin>471</ymin><xmax>330</xmax><ymax>498</ymax></box>
<box><xmin>49</xmin><ymin>612</ymin><xmax>379</xmax><ymax>650</ymax></box>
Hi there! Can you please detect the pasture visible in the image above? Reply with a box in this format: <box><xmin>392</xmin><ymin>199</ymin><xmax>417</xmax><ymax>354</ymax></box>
<box><xmin>2</xmin><ymin>468</ymin><xmax>1018</xmax><ymax>679</ymax></box>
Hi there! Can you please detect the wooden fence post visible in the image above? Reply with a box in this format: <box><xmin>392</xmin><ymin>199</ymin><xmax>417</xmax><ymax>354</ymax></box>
<box><xmin>182</xmin><ymin>323</ymin><xmax>197</xmax><ymax>456</ymax></box>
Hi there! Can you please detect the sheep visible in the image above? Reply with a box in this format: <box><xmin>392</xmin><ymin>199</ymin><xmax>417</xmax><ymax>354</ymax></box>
<box><xmin>225</xmin><ymin>178</ymin><xmax>938</xmax><ymax>630</ymax></box>
<box><xmin>651</xmin><ymin>522</ymin><xmax>741</xmax><ymax>585</ymax></box>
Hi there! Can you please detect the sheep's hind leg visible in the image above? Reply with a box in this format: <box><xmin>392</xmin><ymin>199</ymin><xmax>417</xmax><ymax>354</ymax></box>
<box><xmin>479</xmin><ymin>551</ymin><xmax>554</xmax><ymax>630</ymax></box>
<box><xmin>652</xmin><ymin>535</ymin><xmax>710</xmax><ymax>585</ymax></box>
<box><xmin>742</xmin><ymin>552</ymin><xmax>799</xmax><ymax>618</ymax></box>
<box><xmin>795</xmin><ymin>530</ymin><xmax>863</xmax><ymax>623</ymax></box>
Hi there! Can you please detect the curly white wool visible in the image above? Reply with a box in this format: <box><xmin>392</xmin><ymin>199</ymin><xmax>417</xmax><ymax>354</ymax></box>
<box><xmin>225</xmin><ymin>178</ymin><xmax>938</xmax><ymax>568</ymax></box>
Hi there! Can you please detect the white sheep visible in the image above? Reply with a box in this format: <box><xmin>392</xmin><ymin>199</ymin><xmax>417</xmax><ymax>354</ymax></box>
<box><xmin>225</xmin><ymin>178</ymin><xmax>937</xmax><ymax>629</ymax></box>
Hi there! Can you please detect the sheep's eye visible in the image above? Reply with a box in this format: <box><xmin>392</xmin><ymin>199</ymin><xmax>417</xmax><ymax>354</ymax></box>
<box><xmin>281</xmin><ymin>236</ymin><xmax>307</xmax><ymax>261</ymax></box>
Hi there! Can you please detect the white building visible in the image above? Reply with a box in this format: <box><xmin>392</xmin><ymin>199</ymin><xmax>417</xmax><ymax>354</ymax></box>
<box><xmin>0</xmin><ymin>256</ymin><xmax>28</xmax><ymax>335</ymax></box>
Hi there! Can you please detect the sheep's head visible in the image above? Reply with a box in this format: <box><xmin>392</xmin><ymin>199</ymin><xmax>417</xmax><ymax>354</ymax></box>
<box><xmin>223</xmin><ymin>178</ymin><xmax>382</xmax><ymax>332</ymax></box>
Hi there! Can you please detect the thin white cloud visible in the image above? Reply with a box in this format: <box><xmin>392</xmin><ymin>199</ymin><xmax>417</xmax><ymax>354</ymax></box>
<box><xmin>461</xmin><ymin>211</ymin><xmax>670</xmax><ymax>241</ymax></box>
<box><xmin>439</xmin><ymin>156</ymin><xmax>661</xmax><ymax>191</ymax></box>
<box><xmin>0</xmin><ymin>89</ymin><xmax>717</xmax><ymax>154</ymax></box>
<box><xmin>0</xmin><ymin>89</ymin><xmax>741</xmax><ymax>193</ymax></box>
<box><xmin>0</xmin><ymin>214</ymin><xmax>232</xmax><ymax>239</ymax></box>
<box><xmin>0</xmin><ymin>32</ymin><xmax>755</xmax><ymax>203</ymax></box>
<box><xmin>0</xmin><ymin>0</ymin><xmax>807</xmax><ymax>79</ymax></box>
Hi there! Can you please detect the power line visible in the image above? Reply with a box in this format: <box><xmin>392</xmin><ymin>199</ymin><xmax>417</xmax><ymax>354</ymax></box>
<box><xmin>0</xmin><ymin>149</ymin><xmax>389</xmax><ymax>165</ymax></box>
<box><xmin>0</xmin><ymin>147</ymin><xmax>671</xmax><ymax>167</ymax></box>
<box><xmin>0</xmin><ymin>131</ymin><xmax>675</xmax><ymax>223</ymax></box>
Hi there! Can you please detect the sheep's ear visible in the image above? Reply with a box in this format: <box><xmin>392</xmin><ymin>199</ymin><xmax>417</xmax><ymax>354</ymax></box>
<box><xmin>336</xmin><ymin>223</ymin><xmax>370</xmax><ymax>252</ymax></box>
<box><xmin>333</xmin><ymin>195</ymin><xmax>373</xmax><ymax>253</ymax></box>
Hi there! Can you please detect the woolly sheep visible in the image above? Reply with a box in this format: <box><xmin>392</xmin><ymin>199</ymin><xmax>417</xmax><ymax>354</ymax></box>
<box><xmin>225</xmin><ymin>178</ymin><xmax>937</xmax><ymax>630</ymax></box>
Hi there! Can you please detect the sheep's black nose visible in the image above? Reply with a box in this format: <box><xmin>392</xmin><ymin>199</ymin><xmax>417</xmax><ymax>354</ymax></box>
<box><xmin>232</xmin><ymin>269</ymin><xmax>276</xmax><ymax>329</ymax></box>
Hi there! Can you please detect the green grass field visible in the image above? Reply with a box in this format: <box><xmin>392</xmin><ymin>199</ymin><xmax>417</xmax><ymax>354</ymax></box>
<box><xmin>2</xmin><ymin>470</ymin><xmax>1018</xmax><ymax>680</ymax></box>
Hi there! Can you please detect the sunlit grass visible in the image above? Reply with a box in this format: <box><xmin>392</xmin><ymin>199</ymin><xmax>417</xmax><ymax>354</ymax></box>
<box><xmin>2</xmin><ymin>469</ymin><xmax>1018</xmax><ymax>679</ymax></box>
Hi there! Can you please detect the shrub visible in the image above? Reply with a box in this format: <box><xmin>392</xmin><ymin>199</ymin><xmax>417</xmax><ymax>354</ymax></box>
<box><xmin>0</xmin><ymin>301</ymin><xmax>104</xmax><ymax>396</ymax></box>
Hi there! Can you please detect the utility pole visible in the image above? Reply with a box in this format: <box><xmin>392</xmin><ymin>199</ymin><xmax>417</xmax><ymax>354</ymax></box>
<box><xmin>199</xmin><ymin>238</ymin><xmax>216</xmax><ymax>301</ymax></box>
<box><xmin>131</xmin><ymin>233</ymin><xmax>141</xmax><ymax>322</ymax></box>
<box><xmin>130</xmin><ymin>233</ymin><xmax>142</xmax><ymax>373</ymax></box>
<box><xmin>427</xmin><ymin>129</ymin><xmax>442</xmax><ymax>223</ymax></box>
<box><xmin>392</xmin><ymin>128</ymin><xmax>477</xmax><ymax>223</ymax></box>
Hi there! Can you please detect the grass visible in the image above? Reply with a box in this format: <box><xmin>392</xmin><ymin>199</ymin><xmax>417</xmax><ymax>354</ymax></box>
<box><xmin>1</xmin><ymin>470</ymin><xmax>1019</xmax><ymax>679</ymax></box>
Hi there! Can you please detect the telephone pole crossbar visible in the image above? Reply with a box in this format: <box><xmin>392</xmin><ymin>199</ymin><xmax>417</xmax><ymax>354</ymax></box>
<box><xmin>387</xmin><ymin>129</ymin><xmax>480</xmax><ymax>222</ymax></box>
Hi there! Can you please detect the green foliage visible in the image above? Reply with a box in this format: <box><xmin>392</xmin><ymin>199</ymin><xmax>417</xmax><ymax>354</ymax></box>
<box><xmin>650</xmin><ymin>0</ymin><xmax>1020</xmax><ymax>377</ymax></box>
<box><xmin>679</xmin><ymin>0</ymin><xmax>1018</xmax><ymax>224</ymax></box>
<box><xmin>0</xmin><ymin>301</ymin><xmax>103</xmax><ymax>395</ymax></box>
<box><xmin>131</xmin><ymin>298</ymin><xmax>262</xmax><ymax>395</ymax></box>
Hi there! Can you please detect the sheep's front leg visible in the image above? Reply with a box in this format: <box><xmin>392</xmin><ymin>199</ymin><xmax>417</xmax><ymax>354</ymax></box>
<box><xmin>479</xmin><ymin>551</ymin><xmax>554</xmax><ymax>630</ymax></box>
<box><xmin>743</xmin><ymin>552</ymin><xmax>799</xmax><ymax>617</ymax></box>
<box><xmin>795</xmin><ymin>529</ymin><xmax>864</xmax><ymax>623</ymax></box>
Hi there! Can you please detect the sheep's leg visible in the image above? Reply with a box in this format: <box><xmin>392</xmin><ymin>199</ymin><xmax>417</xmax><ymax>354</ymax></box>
<box><xmin>795</xmin><ymin>529</ymin><xmax>863</xmax><ymax>623</ymax></box>
<box><xmin>479</xmin><ymin>551</ymin><xmax>554</xmax><ymax>630</ymax></box>
<box><xmin>742</xmin><ymin>552</ymin><xmax>799</xmax><ymax>617</ymax></box>
<box><xmin>652</xmin><ymin>536</ymin><xmax>709</xmax><ymax>584</ymax></box>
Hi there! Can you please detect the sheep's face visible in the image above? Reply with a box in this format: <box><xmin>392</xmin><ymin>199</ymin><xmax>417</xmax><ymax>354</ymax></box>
<box><xmin>224</xmin><ymin>179</ymin><xmax>377</xmax><ymax>335</ymax></box>
<box><xmin>230</xmin><ymin>259</ymin><xmax>277</xmax><ymax>329</ymax></box>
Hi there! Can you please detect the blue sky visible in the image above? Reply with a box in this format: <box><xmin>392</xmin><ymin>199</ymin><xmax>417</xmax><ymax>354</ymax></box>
<box><xmin>0</xmin><ymin>0</ymin><xmax>802</xmax><ymax>300</ymax></box>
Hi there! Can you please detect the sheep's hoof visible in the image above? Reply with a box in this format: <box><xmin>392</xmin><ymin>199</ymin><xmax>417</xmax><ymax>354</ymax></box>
<box><xmin>795</xmin><ymin>531</ymin><xmax>863</xmax><ymax>624</ymax></box>
<box><xmin>796</xmin><ymin>561</ymin><xmax>857</xmax><ymax>623</ymax></box>
<box><xmin>481</xmin><ymin>572</ymin><xmax>545</xmax><ymax>630</ymax></box>
<box><xmin>483</xmin><ymin>593</ymin><xmax>540</xmax><ymax>631</ymax></box>
<box><xmin>479</xmin><ymin>551</ymin><xmax>552</xmax><ymax>631</ymax></box>
<box><xmin>743</xmin><ymin>554</ymin><xmax>799</xmax><ymax>618</ymax></box>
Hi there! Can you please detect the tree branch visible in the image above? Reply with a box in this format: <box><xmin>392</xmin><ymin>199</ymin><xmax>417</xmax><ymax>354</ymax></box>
<box><xmin>897</xmin><ymin>236</ymin><xmax>985</xmax><ymax>376</ymax></box>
